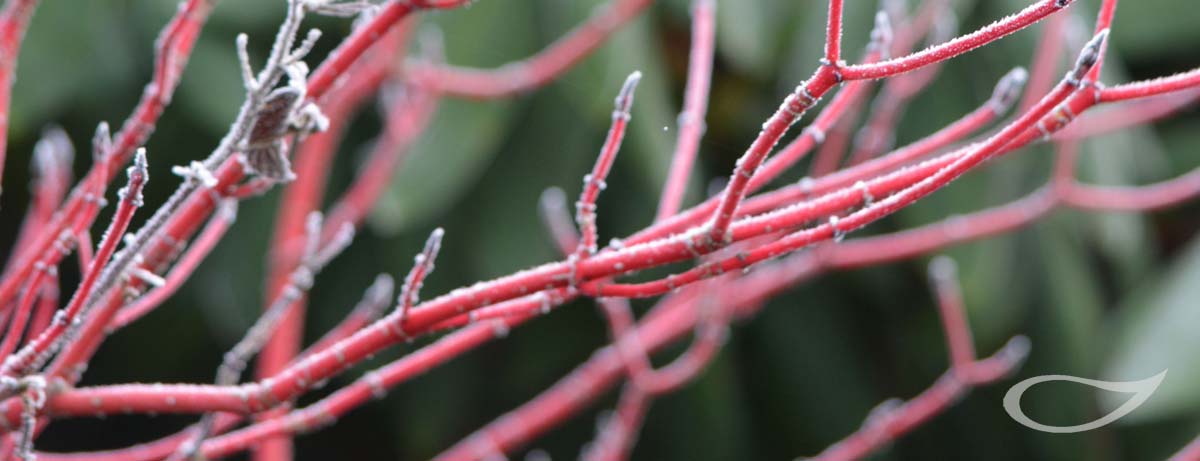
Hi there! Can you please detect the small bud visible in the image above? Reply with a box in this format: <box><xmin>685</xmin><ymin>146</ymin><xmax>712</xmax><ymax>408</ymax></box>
<box><xmin>317</xmin><ymin>223</ymin><xmax>356</xmax><ymax>266</ymax></box>
<box><xmin>302</xmin><ymin>28</ymin><xmax>322</xmax><ymax>46</ymax></box>
<box><xmin>989</xmin><ymin>67</ymin><xmax>1029</xmax><ymax>114</ymax></box>
<box><xmin>422</xmin><ymin>227</ymin><xmax>446</xmax><ymax>264</ymax></box>
<box><xmin>998</xmin><ymin>335</ymin><xmax>1033</xmax><ymax>367</ymax></box>
<box><xmin>882</xmin><ymin>0</ymin><xmax>906</xmax><ymax>19</ymax></box>
<box><xmin>397</xmin><ymin>227</ymin><xmax>445</xmax><ymax>317</ymax></box>
<box><xmin>928</xmin><ymin>255</ymin><xmax>958</xmax><ymax>284</ymax></box>
<box><xmin>416</xmin><ymin>23</ymin><xmax>446</xmax><ymax>63</ymax></box>
<box><xmin>865</xmin><ymin>398</ymin><xmax>903</xmax><ymax>426</ymax></box>
<box><xmin>870</xmin><ymin>10</ymin><xmax>894</xmax><ymax>52</ymax></box>
<box><xmin>119</xmin><ymin>148</ymin><xmax>149</xmax><ymax>206</ymax></box>
<box><xmin>1068</xmin><ymin>29</ymin><xmax>1108</xmax><ymax>85</ymax></box>
<box><xmin>303</xmin><ymin>211</ymin><xmax>324</xmax><ymax>259</ymax></box>
<box><xmin>359</xmin><ymin>274</ymin><xmax>395</xmax><ymax>316</ymax></box>
<box><xmin>285</xmin><ymin>61</ymin><xmax>310</xmax><ymax>91</ymax></box>
<box><xmin>92</xmin><ymin>121</ymin><xmax>112</xmax><ymax>162</ymax></box>
<box><xmin>540</xmin><ymin>187</ymin><xmax>568</xmax><ymax>216</ymax></box>
<box><xmin>33</xmin><ymin>126</ymin><xmax>73</xmax><ymax>177</ymax></box>
<box><xmin>216</xmin><ymin>199</ymin><xmax>239</xmax><ymax>222</ymax></box>
<box><xmin>614</xmin><ymin>71</ymin><xmax>642</xmax><ymax>115</ymax></box>
<box><xmin>129</xmin><ymin>148</ymin><xmax>149</xmax><ymax>182</ymax></box>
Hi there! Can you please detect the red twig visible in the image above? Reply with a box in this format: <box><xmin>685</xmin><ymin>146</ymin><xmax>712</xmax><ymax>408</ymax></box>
<box><xmin>23</xmin><ymin>0</ymin><xmax>447</xmax><ymax>418</ymax></box>
<box><xmin>575</xmin><ymin>71</ymin><xmax>642</xmax><ymax>257</ymax></box>
<box><xmin>582</xmin><ymin>384</ymin><xmax>650</xmax><ymax>461</ymax></box>
<box><xmin>321</xmin><ymin>83</ymin><xmax>439</xmax><ymax>236</ymax></box>
<box><xmin>848</xmin><ymin>10</ymin><xmax>955</xmax><ymax>165</ymax></box>
<box><xmin>539</xmin><ymin>187</ymin><xmax>581</xmax><ymax>254</ymax></box>
<box><xmin>840</xmin><ymin>0</ymin><xmax>1073</xmax><ymax>81</ymax></box>
<box><xmin>109</xmin><ymin>200</ymin><xmax>237</xmax><ymax>330</ymax></box>
<box><xmin>811</xmin><ymin>340</ymin><xmax>1030</xmax><ymax>461</ymax></box>
<box><xmin>1171</xmin><ymin>436</ymin><xmax>1200</xmax><ymax>461</ymax></box>
<box><xmin>584</xmin><ymin>32</ymin><xmax>1105</xmax><ymax>300</ymax></box>
<box><xmin>805</xmin><ymin>256</ymin><xmax>1030</xmax><ymax>461</ymax></box>
<box><xmin>809</xmin><ymin>98</ymin><xmax>866</xmax><ymax>177</ymax></box>
<box><xmin>299</xmin><ymin>274</ymin><xmax>394</xmax><ymax>362</ymax></box>
<box><xmin>599</xmin><ymin>293</ymin><xmax>727</xmax><ymax>395</ymax></box>
<box><xmin>0</xmin><ymin>272</ymin><xmax>47</xmax><ymax>359</ymax></box>
<box><xmin>1057</xmin><ymin>90</ymin><xmax>1200</xmax><ymax>140</ymax></box>
<box><xmin>1100</xmin><ymin>67</ymin><xmax>1200</xmax><ymax>103</ymax></box>
<box><xmin>0</xmin><ymin>0</ymin><xmax>214</xmax><ymax>313</ymax></box>
<box><xmin>1085</xmin><ymin>0</ymin><xmax>1118</xmax><ymax>82</ymax></box>
<box><xmin>398</xmin><ymin>228</ymin><xmax>445</xmax><ymax>327</ymax></box>
<box><xmin>654</xmin><ymin>0</ymin><xmax>715</xmax><ymax>221</ymax></box>
<box><xmin>31</xmin><ymin>32</ymin><xmax>1131</xmax><ymax>429</ymax></box>
<box><xmin>1020</xmin><ymin>12</ymin><xmax>1067</xmax><ymax>112</ymax></box>
<box><xmin>10</xmin><ymin>128</ymin><xmax>73</xmax><ymax>267</ymax></box>
<box><xmin>1</xmin><ymin>150</ymin><xmax>149</xmax><ymax>383</ymax></box>
<box><xmin>0</xmin><ymin>0</ymin><xmax>41</xmax><ymax>192</ymax></box>
<box><xmin>9</xmin><ymin>1</ymin><xmax>1200</xmax><ymax>458</ymax></box>
<box><xmin>824</xmin><ymin>0</ymin><xmax>845</xmax><ymax>65</ymax></box>
<box><xmin>928</xmin><ymin>257</ymin><xmax>976</xmax><ymax>371</ymax></box>
<box><xmin>405</xmin><ymin>0</ymin><xmax>653</xmax><ymax>98</ymax></box>
<box><xmin>253</xmin><ymin>23</ymin><xmax>409</xmax><ymax>461</ymax></box>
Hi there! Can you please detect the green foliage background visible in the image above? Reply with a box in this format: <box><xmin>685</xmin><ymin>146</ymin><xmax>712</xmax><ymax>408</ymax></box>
<box><xmin>0</xmin><ymin>0</ymin><xmax>1197</xmax><ymax>459</ymax></box>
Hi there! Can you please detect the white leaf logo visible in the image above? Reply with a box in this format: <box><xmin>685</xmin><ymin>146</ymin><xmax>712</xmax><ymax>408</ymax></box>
<box><xmin>1003</xmin><ymin>370</ymin><xmax>1167</xmax><ymax>433</ymax></box>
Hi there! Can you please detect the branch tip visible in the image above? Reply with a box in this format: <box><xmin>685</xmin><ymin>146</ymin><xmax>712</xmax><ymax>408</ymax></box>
<box><xmin>615</xmin><ymin>71</ymin><xmax>643</xmax><ymax>113</ymax></box>
<box><xmin>318</xmin><ymin>223</ymin><xmax>357</xmax><ymax>266</ymax></box>
<box><xmin>398</xmin><ymin>228</ymin><xmax>445</xmax><ymax>320</ymax></box>
<box><xmin>990</xmin><ymin>67</ymin><xmax>1029</xmax><ymax>114</ymax></box>
<box><xmin>216</xmin><ymin>199</ymin><xmax>239</xmax><ymax>222</ymax></box>
<box><xmin>540</xmin><ymin>186</ymin><xmax>568</xmax><ymax>212</ymax></box>
<box><xmin>870</xmin><ymin>10</ymin><xmax>893</xmax><ymax>52</ymax></box>
<box><xmin>92</xmin><ymin>121</ymin><xmax>112</xmax><ymax>161</ymax></box>
<box><xmin>997</xmin><ymin>335</ymin><xmax>1032</xmax><ymax>367</ymax></box>
<box><xmin>928</xmin><ymin>255</ymin><xmax>958</xmax><ymax>285</ymax></box>
<box><xmin>366</xmin><ymin>274</ymin><xmax>396</xmax><ymax>306</ymax></box>
<box><xmin>1069</xmin><ymin>29</ymin><xmax>1108</xmax><ymax>84</ymax></box>
<box><xmin>33</xmin><ymin>125</ymin><xmax>74</xmax><ymax>175</ymax></box>
<box><xmin>129</xmin><ymin>148</ymin><xmax>150</xmax><ymax>183</ymax></box>
<box><xmin>425</xmin><ymin>227</ymin><xmax>446</xmax><ymax>258</ymax></box>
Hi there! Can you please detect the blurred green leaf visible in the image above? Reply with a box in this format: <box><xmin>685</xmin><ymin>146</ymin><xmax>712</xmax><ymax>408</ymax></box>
<box><xmin>1034</xmin><ymin>220</ymin><xmax>1105</xmax><ymax>374</ymax></box>
<box><xmin>370</xmin><ymin>1</ymin><xmax>538</xmax><ymax>233</ymax></box>
<box><xmin>1102</xmin><ymin>234</ymin><xmax>1200</xmax><ymax>423</ymax></box>
<box><xmin>11</xmin><ymin>0</ymin><xmax>136</xmax><ymax>134</ymax></box>
<box><xmin>1109</xmin><ymin>0</ymin><xmax>1200</xmax><ymax>61</ymax></box>
<box><xmin>715</xmin><ymin>0</ymin><xmax>772</xmax><ymax>75</ymax></box>
<box><xmin>370</xmin><ymin>98</ymin><xmax>516</xmax><ymax>234</ymax></box>
<box><xmin>176</xmin><ymin>37</ymin><xmax>246</xmax><ymax>134</ymax></box>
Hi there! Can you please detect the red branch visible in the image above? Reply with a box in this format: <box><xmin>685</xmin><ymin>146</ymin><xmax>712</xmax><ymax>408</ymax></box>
<box><xmin>8</xmin><ymin>0</ymin><xmax>1200</xmax><ymax>459</ymax></box>
<box><xmin>0</xmin><ymin>0</ymin><xmax>40</xmax><ymax>192</ymax></box>
<box><xmin>810</xmin><ymin>257</ymin><xmax>1028</xmax><ymax>461</ymax></box>
<box><xmin>0</xmin><ymin>0</ymin><xmax>214</xmax><ymax>314</ymax></box>
<box><xmin>654</xmin><ymin>0</ymin><xmax>715</xmax><ymax>221</ymax></box>
<box><xmin>405</xmin><ymin>0</ymin><xmax>654</xmax><ymax>98</ymax></box>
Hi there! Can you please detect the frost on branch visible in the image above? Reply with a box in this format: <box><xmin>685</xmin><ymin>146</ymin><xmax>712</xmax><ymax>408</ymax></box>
<box><xmin>4</xmin><ymin>0</ymin><xmax>1200</xmax><ymax>459</ymax></box>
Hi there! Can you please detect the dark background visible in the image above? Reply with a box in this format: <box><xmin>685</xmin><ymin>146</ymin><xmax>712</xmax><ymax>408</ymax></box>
<box><xmin>1</xmin><ymin>0</ymin><xmax>1199</xmax><ymax>459</ymax></box>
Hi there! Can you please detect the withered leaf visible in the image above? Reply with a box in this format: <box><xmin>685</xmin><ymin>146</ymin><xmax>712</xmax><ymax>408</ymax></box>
<box><xmin>248</xmin><ymin>87</ymin><xmax>301</xmax><ymax>144</ymax></box>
